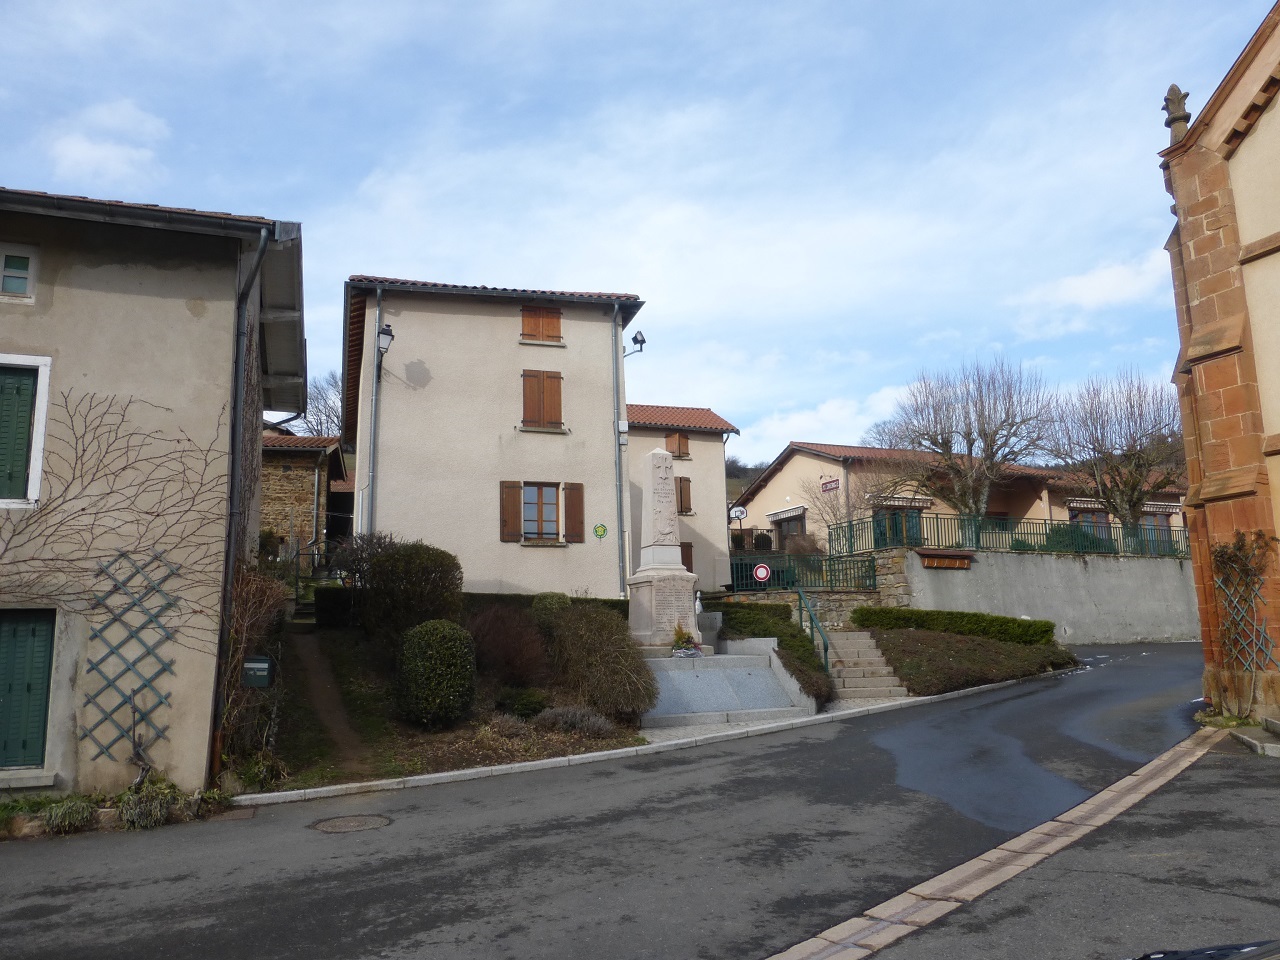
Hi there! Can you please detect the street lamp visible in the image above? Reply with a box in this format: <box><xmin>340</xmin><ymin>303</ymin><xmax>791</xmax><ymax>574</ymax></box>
<box><xmin>376</xmin><ymin>323</ymin><xmax>394</xmax><ymax>380</ymax></box>
<box><xmin>624</xmin><ymin>329</ymin><xmax>646</xmax><ymax>357</ymax></box>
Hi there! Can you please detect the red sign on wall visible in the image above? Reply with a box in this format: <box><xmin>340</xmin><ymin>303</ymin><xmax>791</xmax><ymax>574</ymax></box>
<box><xmin>821</xmin><ymin>477</ymin><xmax>840</xmax><ymax>493</ymax></box>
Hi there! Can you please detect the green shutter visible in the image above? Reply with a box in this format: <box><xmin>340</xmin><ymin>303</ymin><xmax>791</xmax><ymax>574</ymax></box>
<box><xmin>0</xmin><ymin>366</ymin><xmax>38</xmax><ymax>500</ymax></box>
<box><xmin>0</xmin><ymin>610</ymin><xmax>55</xmax><ymax>768</ymax></box>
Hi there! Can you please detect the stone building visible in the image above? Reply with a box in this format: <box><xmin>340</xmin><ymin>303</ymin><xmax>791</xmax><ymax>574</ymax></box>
<box><xmin>260</xmin><ymin>433</ymin><xmax>347</xmax><ymax>566</ymax></box>
<box><xmin>1160</xmin><ymin>1</ymin><xmax>1280</xmax><ymax>715</ymax></box>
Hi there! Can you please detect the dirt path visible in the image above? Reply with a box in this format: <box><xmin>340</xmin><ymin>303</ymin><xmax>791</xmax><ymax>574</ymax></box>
<box><xmin>290</xmin><ymin>631</ymin><xmax>374</xmax><ymax>777</ymax></box>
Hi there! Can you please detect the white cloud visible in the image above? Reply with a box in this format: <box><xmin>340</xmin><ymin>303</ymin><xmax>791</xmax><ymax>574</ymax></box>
<box><xmin>1008</xmin><ymin>249</ymin><xmax>1170</xmax><ymax>312</ymax></box>
<box><xmin>43</xmin><ymin>99</ymin><xmax>169</xmax><ymax>189</ymax></box>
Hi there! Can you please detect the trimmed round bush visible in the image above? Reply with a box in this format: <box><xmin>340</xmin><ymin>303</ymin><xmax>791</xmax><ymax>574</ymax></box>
<box><xmin>398</xmin><ymin>620</ymin><xmax>476</xmax><ymax>728</ymax></box>
<box><xmin>364</xmin><ymin>542</ymin><xmax>464</xmax><ymax>649</ymax></box>
<box><xmin>547</xmin><ymin>603</ymin><xmax>657</xmax><ymax>722</ymax></box>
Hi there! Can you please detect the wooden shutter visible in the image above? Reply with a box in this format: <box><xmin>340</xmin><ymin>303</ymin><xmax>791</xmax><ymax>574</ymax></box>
<box><xmin>664</xmin><ymin>432</ymin><xmax>689</xmax><ymax>457</ymax></box>
<box><xmin>544</xmin><ymin>372</ymin><xmax>562</xmax><ymax>428</ymax></box>
<box><xmin>677</xmin><ymin>476</ymin><xmax>692</xmax><ymax>513</ymax></box>
<box><xmin>0</xmin><ymin>367</ymin><xmax>37</xmax><ymax>500</ymax></box>
<box><xmin>500</xmin><ymin>481</ymin><xmax>523</xmax><ymax>542</ymax></box>
<box><xmin>521</xmin><ymin>306</ymin><xmax>562</xmax><ymax>342</ymax></box>
<box><xmin>563</xmin><ymin>482</ymin><xmax>584</xmax><ymax>543</ymax></box>
<box><xmin>0</xmin><ymin>610</ymin><xmax>55</xmax><ymax>768</ymax></box>
<box><xmin>522</xmin><ymin>371</ymin><xmax>542</xmax><ymax>427</ymax></box>
<box><xmin>680</xmin><ymin>541</ymin><xmax>693</xmax><ymax>574</ymax></box>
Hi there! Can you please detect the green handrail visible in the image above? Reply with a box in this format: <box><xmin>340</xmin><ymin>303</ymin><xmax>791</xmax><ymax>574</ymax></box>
<box><xmin>797</xmin><ymin>588</ymin><xmax>830</xmax><ymax>672</ymax></box>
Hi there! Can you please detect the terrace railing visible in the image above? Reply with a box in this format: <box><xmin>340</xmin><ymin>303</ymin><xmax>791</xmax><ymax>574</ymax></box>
<box><xmin>729</xmin><ymin>552</ymin><xmax>876</xmax><ymax>592</ymax></box>
<box><xmin>828</xmin><ymin>513</ymin><xmax>1188</xmax><ymax>560</ymax></box>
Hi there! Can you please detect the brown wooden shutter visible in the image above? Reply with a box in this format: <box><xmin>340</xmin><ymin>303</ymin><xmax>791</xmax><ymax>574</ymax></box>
<box><xmin>677</xmin><ymin>433</ymin><xmax>689</xmax><ymax>457</ymax></box>
<box><xmin>677</xmin><ymin>476</ymin><xmax>692</xmax><ymax>514</ymax></box>
<box><xmin>665</xmin><ymin>432</ymin><xmax>679</xmax><ymax>454</ymax></box>
<box><xmin>680</xmin><ymin>541</ymin><xmax>693</xmax><ymax>574</ymax></box>
<box><xmin>500</xmin><ymin>481</ymin><xmax>523</xmax><ymax>541</ymax></box>
<box><xmin>522</xmin><ymin>370</ymin><xmax>542</xmax><ymax>427</ymax></box>
<box><xmin>544</xmin><ymin>372</ymin><xmax>562</xmax><ymax>428</ymax></box>
<box><xmin>564</xmin><ymin>482</ymin><xmax>584</xmax><ymax>543</ymax></box>
<box><xmin>521</xmin><ymin>307</ymin><xmax>542</xmax><ymax>341</ymax></box>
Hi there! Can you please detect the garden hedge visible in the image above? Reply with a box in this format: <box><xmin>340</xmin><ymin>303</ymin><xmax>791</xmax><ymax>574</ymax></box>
<box><xmin>701</xmin><ymin>600</ymin><xmax>794</xmax><ymax>622</ymax></box>
<box><xmin>850</xmin><ymin>607</ymin><xmax>1056</xmax><ymax>646</ymax></box>
<box><xmin>463</xmin><ymin>592</ymin><xmax>629</xmax><ymax>618</ymax></box>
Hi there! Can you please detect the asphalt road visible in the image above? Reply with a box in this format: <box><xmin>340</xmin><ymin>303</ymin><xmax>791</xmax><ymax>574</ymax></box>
<box><xmin>0</xmin><ymin>642</ymin><xmax>1204</xmax><ymax>960</ymax></box>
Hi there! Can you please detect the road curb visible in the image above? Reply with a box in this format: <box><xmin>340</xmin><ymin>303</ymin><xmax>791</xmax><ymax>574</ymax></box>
<box><xmin>763</xmin><ymin>726</ymin><xmax>1230</xmax><ymax>960</ymax></box>
<box><xmin>231</xmin><ymin>666</ymin><xmax>1082</xmax><ymax>808</ymax></box>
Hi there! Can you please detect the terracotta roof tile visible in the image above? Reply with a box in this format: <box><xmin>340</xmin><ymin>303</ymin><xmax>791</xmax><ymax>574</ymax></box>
<box><xmin>329</xmin><ymin>478</ymin><xmax>355</xmax><ymax>493</ymax></box>
<box><xmin>263</xmin><ymin>435</ymin><xmax>340</xmax><ymax>450</ymax></box>
<box><xmin>626</xmin><ymin>404</ymin><xmax>738</xmax><ymax>434</ymax></box>
<box><xmin>348</xmin><ymin>275</ymin><xmax>641</xmax><ymax>302</ymax></box>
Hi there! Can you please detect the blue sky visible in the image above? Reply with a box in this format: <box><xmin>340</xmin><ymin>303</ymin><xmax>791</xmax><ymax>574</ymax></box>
<box><xmin>3</xmin><ymin>1</ymin><xmax>1274</xmax><ymax>461</ymax></box>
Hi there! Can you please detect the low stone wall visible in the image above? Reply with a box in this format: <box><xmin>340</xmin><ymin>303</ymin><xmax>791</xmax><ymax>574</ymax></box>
<box><xmin>904</xmin><ymin>550</ymin><xmax>1200</xmax><ymax>644</ymax></box>
<box><xmin>715</xmin><ymin>589</ymin><xmax>878</xmax><ymax>630</ymax></box>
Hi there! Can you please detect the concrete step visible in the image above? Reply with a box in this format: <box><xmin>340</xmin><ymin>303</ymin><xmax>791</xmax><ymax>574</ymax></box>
<box><xmin>836</xmin><ymin>675</ymin><xmax>903</xmax><ymax>689</ymax></box>
<box><xmin>826</xmin><ymin>631</ymin><xmax>872</xmax><ymax>643</ymax></box>
<box><xmin>830</xmin><ymin>655</ymin><xmax>888</xmax><ymax>666</ymax></box>
<box><xmin>288</xmin><ymin>617</ymin><xmax>316</xmax><ymax>634</ymax></box>
<box><xmin>836</xmin><ymin>686</ymin><xmax>908</xmax><ymax>699</ymax></box>
<box><xmin>1263</xmin><ymin>716</ymin><xmax>1280</xmax><ymax>737</ymax></box>
<box><xmin>832</xmin><ymin>666</ymin><xmax>896</xmax><ymax>679</ymax></box>
<box><xmin>1230</xmin><ymin>726</ymin><xmax>1280</xmax><ymax>758</ymax></box>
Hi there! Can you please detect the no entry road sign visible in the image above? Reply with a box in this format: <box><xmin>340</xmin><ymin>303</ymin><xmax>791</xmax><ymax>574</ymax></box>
<box><xmin>752</xmin><ymin>563</ymin><xmax>771</xmax><ymax>583</ymax></box>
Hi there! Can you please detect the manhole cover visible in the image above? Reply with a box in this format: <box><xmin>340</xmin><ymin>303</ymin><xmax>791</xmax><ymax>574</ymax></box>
<box><xmin>310</xmin><ymin>814</ymin><xmax>392</xmax><ymax>834</ymax></box>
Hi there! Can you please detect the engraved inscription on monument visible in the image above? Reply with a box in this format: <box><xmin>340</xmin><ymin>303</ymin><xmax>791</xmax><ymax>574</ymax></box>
<box><xmin>650</xmin><ymin>454</ymin><xmax>679</xmax><ymax>546</ymax></box>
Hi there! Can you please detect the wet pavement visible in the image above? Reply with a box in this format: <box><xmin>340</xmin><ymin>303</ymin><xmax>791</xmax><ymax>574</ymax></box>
<box><xmin>0</xmin><ymin>642</ymin><xmax>1207</xmax><ymax>960</ymax></box>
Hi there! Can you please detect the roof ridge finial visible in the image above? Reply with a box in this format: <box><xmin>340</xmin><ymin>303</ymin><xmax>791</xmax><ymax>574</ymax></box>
<box><xmin>1163</xmin><ymin>84</ymin><xmax>1191</xmax><ymax>145</ymax></box>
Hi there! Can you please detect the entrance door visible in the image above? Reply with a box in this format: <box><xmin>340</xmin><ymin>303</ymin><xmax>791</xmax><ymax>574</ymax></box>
<box><xmin>0</xmin><ymin>610</ymin><xmax>55</xmax><ymax>768</ymax></box>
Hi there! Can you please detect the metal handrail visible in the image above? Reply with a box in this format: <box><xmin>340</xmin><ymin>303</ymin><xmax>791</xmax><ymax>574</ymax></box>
<box><xmin>797</xmin><ymin>588</ymin><xmax>831</xmax><ymax>672</ymax></box>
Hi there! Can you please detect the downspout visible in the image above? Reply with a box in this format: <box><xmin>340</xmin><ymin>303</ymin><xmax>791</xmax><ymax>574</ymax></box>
<box><xmin>611</xmin><ymin>304</ymin><xmax>627</xmax><ymax>597</ymax></box>
<box><xmin>210</xmin><ymin>225</ymin><xmax>270</xmax><ymax>784</ymax></box>
<box><xmin>366</xmin><ymin>285</ymin><xmax>385</xmax><ymax>533</ymax></box>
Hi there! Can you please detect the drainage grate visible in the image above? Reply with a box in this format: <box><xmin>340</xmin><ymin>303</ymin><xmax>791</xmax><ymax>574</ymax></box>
<box><xmin>310</xmin><ymin>814</ymin><xmax>392</xmax><ymax>834</ymax></box>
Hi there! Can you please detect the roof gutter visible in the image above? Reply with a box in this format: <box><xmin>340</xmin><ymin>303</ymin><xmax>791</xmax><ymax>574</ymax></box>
<box><xmin>346</xmin><ymin>279</ymin><xmax>644</xmax><ymax>323</ymax></box>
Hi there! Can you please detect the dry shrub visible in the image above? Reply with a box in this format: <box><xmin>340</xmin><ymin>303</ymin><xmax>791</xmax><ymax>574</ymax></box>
<box><xmin>468</xmin><ymin>606</ymin><xmax>549</xmax><ymax>686</ymax></box>
<box><xmin>220</xmin><ymin>570</ymin><xmax>290</xmax><ymax>762</ymax></box>
<box><xmin>486</xmin><ymin>714</ymin><xmax>530</xmax><ymax>738</ymax></box>
<box><xmin>547</xmin><ymin>603</ymin><xmax>657</xmax><ymax>722</ymax></box>
<box><xmin>532</xmin><ymin>706</ymin><xmax>617</xmax><ymax>738</ymax></box>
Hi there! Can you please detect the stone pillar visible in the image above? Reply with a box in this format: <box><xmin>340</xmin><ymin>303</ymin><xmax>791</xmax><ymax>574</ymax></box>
<box><xmin>628</xmin><ymin>448</ymin><xmax>703</xmax><ymax>658</ymax></box>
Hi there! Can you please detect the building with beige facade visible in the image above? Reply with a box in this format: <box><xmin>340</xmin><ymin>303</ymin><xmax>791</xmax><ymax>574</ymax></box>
<box><xmin>0</xmin><ymin>187</ymin><xmax>305</xmax><ymax>793</ymax></box>
<box><xmin>341</xmin><ymin>277</ymin><xmax>643</xmax><ymax>597</ymax></box>
<box><xmin>733</xmin><ymin>441</ymin><xmax>1184</xmax><ymax>555</ymax></box>
<box><xmin>625</xmin><ymin>404</ymin><xmax>738</xmax><ymax>592</ymax></box>
<box><xmin>1161</xmin><ymin>1</ymin><xmax>1280</xmax><ymax>715</ymax></box>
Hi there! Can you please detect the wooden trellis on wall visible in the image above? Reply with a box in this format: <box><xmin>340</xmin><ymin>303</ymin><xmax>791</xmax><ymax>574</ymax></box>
<box><xmin>79</xmin><ymin>551</ymin><xmax>179</xmax><ymax>762</ymax></box>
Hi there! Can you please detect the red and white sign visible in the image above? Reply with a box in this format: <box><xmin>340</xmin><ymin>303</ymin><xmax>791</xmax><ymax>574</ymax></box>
<box><xmin>821</xmin><ymin>477</ymin><xmax>841</xmax><ymax>493</ymax></box>
<box><xmin>752</xmin><ymin>563</ymin><xmax>772</xmax><ymax>583</ymax></box>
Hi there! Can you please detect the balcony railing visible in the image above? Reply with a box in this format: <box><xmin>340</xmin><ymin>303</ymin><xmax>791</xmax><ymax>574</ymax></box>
<box><xmin>828</xmin><ymin>513</ymin><xmax>1189</xmax><ymax>559</ymax></box>
<box><xmin>729</xmin><ymin>553</ymin><xmax>877</xmax><ymax>592</ymax></box>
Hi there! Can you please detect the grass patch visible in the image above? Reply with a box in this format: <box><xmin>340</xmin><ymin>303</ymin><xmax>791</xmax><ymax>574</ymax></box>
<box><xmin>1193</xmin><ymin>710</ymin><xmax>1258</xmax><ymax>729</ymax></box>
<box><xmin>873</xmin><ymin>628</ymin><xmax>1079</xmax><ymax>697</ymax></box>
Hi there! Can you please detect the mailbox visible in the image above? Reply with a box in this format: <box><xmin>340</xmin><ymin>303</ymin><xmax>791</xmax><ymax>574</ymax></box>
<box><xmin>242</xmin><ymin>655</ymin><xmax>275</xmax><ymax>688</ymax></box>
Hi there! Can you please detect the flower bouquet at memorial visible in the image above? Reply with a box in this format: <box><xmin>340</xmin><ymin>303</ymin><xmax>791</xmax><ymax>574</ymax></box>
<box><xmin>671</xmin><ymin>624</ymin><xmax>703</xmax><ymax>658</ymax></box>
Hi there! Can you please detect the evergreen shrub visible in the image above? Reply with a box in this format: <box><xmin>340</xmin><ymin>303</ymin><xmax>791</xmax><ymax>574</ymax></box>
<box><xmin>468</xmin><ymin>606</ymin><xmax>548</xmax><ymax>687</ymax></box>
<box><xmin>363</xmin><ymin>542</ymin><xmax>464</xmax><ymax>649</ymax></box>
<box><xmin>494</xmin><ymin>686</ymin><xmax>552</xmax><ymax>719</ymax></box>
<box><xmin>850</xmin><ymin>607</ymin><xmax>1055</xmax><ymax>646</ymax></box>
<box><xmin>398</xmin><ymin>620</ymin><xmax>476</xmax><ymax>728</ymax></box>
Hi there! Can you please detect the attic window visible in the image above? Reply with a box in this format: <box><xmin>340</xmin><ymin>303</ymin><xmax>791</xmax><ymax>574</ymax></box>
<box><xmin>0</xmin><ymin>246</ymin><xmax>36</xmax><ymax>303</ymax></box>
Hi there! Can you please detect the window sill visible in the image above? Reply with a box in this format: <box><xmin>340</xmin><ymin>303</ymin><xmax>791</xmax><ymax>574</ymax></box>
<box><xmin>0</xmin><ymin>498</ymin><xmax>38</xmax><ymax>510</ymax></box>
<box><xmin>0</xmin><ymin>768</ymin><xmax>57</xmax><ymax>789</ymax></box>
<box><xmin>519</xmin><ymin>426</ymin><xmax>569</xmax><ymax>435</ymax></box>
<box><xmin>672</xmin><ymin>455</ymin><xmax>691</xmax><ymax>460</ymax></box>
<box><xmin>518</xmin><ymin>339</ymin><xmax>567</xmax><ymax>348</ymax></box>
<box><xmin>678</xmin><ymin>511</ymin><xmax>695</xmax><ymax>516</ymax></box>
<box><xmin>521</xmin><ymin>540</ymin><xmax>568</xmax><ymax>547</ymax></box>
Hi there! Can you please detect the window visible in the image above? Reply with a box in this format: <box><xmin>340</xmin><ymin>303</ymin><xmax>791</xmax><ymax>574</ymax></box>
<box><xmin>0</xmin><ymin>356</ymin><xmax>51</xmax><ymax>505</ymax></box>
<box><xmin>500</xmin><ymin>481</ymin><xmax>584</xmax><ymax>543</ymax></box>
<box><xmin>0</xmin><ymin>245</ymin><xmax>36</xmax><ymax>302</ymax></box>
<box><xmin>521</xmin><ymin>370</ymin><xmax>563</xmax><ymax>429</ymax></box>
<box><xmin>665</xmin><ymin>432</ymin><xmax>690</xmax><ymax>458</ymax></box>
<box><xmin>676</xmin><ymin>475</ymin><xmax>692</xmax><ymax>514</ymax></box>
<box><xmin>0</xmin><ymin>610</ymin><xmax>55</xmax><ymax>768</ymax></box>
<box><xmin>1069</xmin><ymin>509</ymin><xmax>1112</xmax><ymax>539</ymax></box>
<box><xmin>521</xmin><ymin>306</ymin><xmax>562</xmax><ymax>343</ymax></box>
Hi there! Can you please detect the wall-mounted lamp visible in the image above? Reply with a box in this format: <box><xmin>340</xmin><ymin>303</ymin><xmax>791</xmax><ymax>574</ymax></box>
<box><xmin>375</xmin><ymin>323</ymin><xmax>394</xmax><ymax>381</ymax></box>
<box><xmin>623</xmin><ymin>329</ymin><xmax>646</xmax><ymax>358</ymax></box>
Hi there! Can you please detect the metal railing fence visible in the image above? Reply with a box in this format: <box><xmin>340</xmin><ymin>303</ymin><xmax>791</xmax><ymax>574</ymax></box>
<box><xmin>729</xmin><ymin>552</ymin><xmax>877</xmax><ymax>592</ymax></box>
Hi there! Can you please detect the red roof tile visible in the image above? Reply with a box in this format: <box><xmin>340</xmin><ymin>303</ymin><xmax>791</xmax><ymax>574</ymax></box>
<box><xmin>626</xmin><ymin>404</ymin><xmax>739</xmax><ymax>435</ymax></box>
<box><xmin>348</xmin><ymin>276</ymin><xmax>641</xmax><ymax>302</ymax></box>
<box><xmin>263</xmin><ymin>435</ymin><xmax>340</xmax><ymax>450</ymax></box>
<box><xmin>329</xmin><ymin>478</ymin><xmax>355</xmax><ymax>493</ymax></box>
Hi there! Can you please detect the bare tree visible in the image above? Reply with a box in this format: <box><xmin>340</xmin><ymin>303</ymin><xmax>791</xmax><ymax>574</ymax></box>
<box><xmin>796</xmin><ymin>470</ymin><xmax>899</xmax><ymax>531</ymax></box>
<box><xmin>866</xmin><ymin>358</ymin><xmax>1053</xmax><ymax>519</ymax></box>
<box><xmin>296</xmin><ymin>370</ymin><xmax>343</xmax><ymax>437</ymax></box>
<box><xmin>0</xmin><ymin>391</ymin><xmax>228</xmax><ymax>649</ymax></box>
<box><xmin>1050</xmin><ymin>369</ymin><xmax>1184</xmax><ymax>527</ymax></box>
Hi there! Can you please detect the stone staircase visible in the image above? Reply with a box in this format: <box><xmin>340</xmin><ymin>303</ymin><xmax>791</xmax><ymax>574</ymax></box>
<box><xmin>1230</xmin><ymin>715</ymin><xmax>1280</xmax><ymax>757</ymax></box>
<box><xmin>820</xmin><ymin>630</ymin><xmax>909</xmax><ymax>700</ymax></box>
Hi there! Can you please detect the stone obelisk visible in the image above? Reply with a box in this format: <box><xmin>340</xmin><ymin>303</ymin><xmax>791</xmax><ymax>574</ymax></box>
<box><xmin>628</xmin><ymin>448</ymin><xmax>703</xmax><ymax>658</ymax></box>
